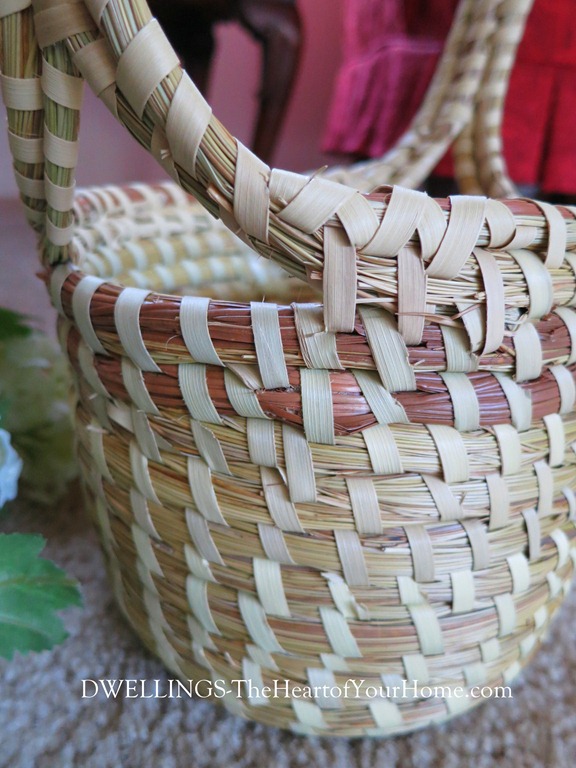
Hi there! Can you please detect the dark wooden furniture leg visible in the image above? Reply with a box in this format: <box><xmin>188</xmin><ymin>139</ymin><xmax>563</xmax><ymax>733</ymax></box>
<box><xmin>149</xmin><ymin>0</ymin><xmax>302</xmax><ymax>164</ymax></box>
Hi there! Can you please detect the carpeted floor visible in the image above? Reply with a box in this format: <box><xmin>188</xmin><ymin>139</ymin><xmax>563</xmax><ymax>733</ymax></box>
<box><xmin>1</xmin><ymin>201</ymin><xmax>575</xmax><ymax>768</ymax></box>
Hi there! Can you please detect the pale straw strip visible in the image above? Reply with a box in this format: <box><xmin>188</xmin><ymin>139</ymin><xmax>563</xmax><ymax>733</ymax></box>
<box><xmin>547</xmin><ymin>570</ymin><xmax>563</xmax><ymax>599</ymax></box>
<box><xmin>233</xmin><ymin>141</ymin><xmax>270</xmax><ymax>243</ymax></box>
<box><xmin>368</xmin><ymin>701</ymin><xmax>403</xmax><ymax>731</ymax></box>
<box><xmin>409</xmin><ymin>605</ymin><xmax>444</xmax><ymax>655</ymax></box>
<box><xmin>510</xmin><ymin>249</ymin><xmax>553</xmax><ymax>320</ymax></box>
<box><xmin>49</xmin><ymin>263</ymin><xmax>75</xmax><ymax>316</ymax></box>
<box><xmin>241</xmin><ymin>660</ymin><xmax>267</xmax><ymax>706</ymax></box>
<box><xmin>544</xmin><ymin>413</ymin><xmax>566</xmax><ymax>468</ymax></box>
<box><xmin>130</xmin><ymin>488</ymin><xmax>159</xmax><ymax>539</ymax></box>
<box><xmin>84</xmin><ymin>0</ymin><xmax>108</xmax><ymax>23</ymax></box>
<box><xmin>359</xmin><ymin>306</ymin><xmax>416</xmax><ymax>391</ymax></box>
<box><xmin>44</xmin><ymin>128</ymin><xmax>78</xmax><ymax>168</ymax></box>
<box><xmin>41</xmin><ymin>58</ymin><xmax>83</xmax><ymax>110</ymax></box>
<box><xmin>480</xmin><ymin>638</ymin><xmax>501</xmax><ymax>664</ymax></box>
<box><xmin>306</xmin><ymin>668</ymin><xmax>342</xmax><ymax>710</ymax></box>
<box><xmin>323</xmin><ymin>226</ymin><xmax>357</xmax><ymax>334</ymax></box>
<box><xmin>115</xmin><ymin>19</ymin><xmax>179</xmax><ymax>118</ymax></box>
<box><xmin>486</xmin><ymin>473</ymin><xmax>510</xmax><ymax>530</ymax></box>
<box><xmin>131</xmin><ymin>524</ymin><xmax>163</xmax><ymax>576</ymax></box>
<box><xmin>426</xmin><ymin>196</ymin><xmax>486</xmax><ymax>278</ymax></box>
<box><xmin>186</xmin><ymin>575</ymin><xmax>220</xmax><ymax>634</ymax></box>
<box><xmin>461</xmin><ymin>519</ymin><xmax>490</xmax><ymax>571</ymax></box>
<box><xmin>293</xmin><ymin>304</ymin><xmax>343</xmax><ymax>370</ymax></box>
<box><xmin>250</xmin><ymin>302</ymin><xmax>290</xmax><ymax>389</ymax></box>
<box><xmin>132</xmin><ymin>408</ymin><xmax>161</xmax><ymax>462</ymax></box>
<box><xmin>554</xmin><ymin>307</ymin><xmax>576</xmax><ymax>365</ymax></box>
<box><xmin>237</xmin><ymin>592</ymin><xmax>284</xmax><ymax>653</ymax></box>
<box><xmin>0</xmin><ymin>74</ymin><xmax>42</xmax><ymax>110</ymax></box>
<box><xmin>78</xmin><ymin>343</ymin><xmax>109</xmax><ymax>397</ymax></box>
<box><xmin>494</xmin><ymin>593</ymin><xmax>516</xmax><ymax>636</ymax></box>
<box><xmin>247</xmin><ymin>645</ymin><xmax>279</xmax><ymax>672</ymax></box>
<box><xmin>179</xmin><ymin>364</ymin><xmax>222</xmax><ymax>424</ymax></box>
<box><xmin>261</xmin><ymin>467</ymin><xmax>304</xmax><ymax>533</ymax></box>
<box><xmin>257</xmin><ymin>523</ymin><xmax>296</xmax><ymax>565</ymax></box>
<box><xmin>129</xmin><ymin>441</ymin><xmax>160</xmax><ymax>504</ymax></box>
<box><xmin>492</xmin><ymin>423</ymin><xmax>522</xmax><ymax>476</ymax></box>
<box><xmin>247</xmin><ymin>418</ymin><xmax>277</xmax><ymax>468</ymax></box>
<box><xmin>440</xmin><ymin>325</ymin><xmax>478</xmax><ymax>372</ymax></box>
<box><xmin>362</xmin><ymin>424</ymin><xmax>404</xmax><ymax>475</ymax></box>
<box><xmin>529</xmin><ymin>200</ymin><xmax>567</xmax><ymax>269</ymax></box>
<box><xmin>223</xmin><ymin>369</ymin><xmax>268</xmax><ymax>419</ymax></box>
<box><xmin>345</xmin><ymin>477</ymin><xmax>382</xmax><ymax>536</ymax></box>
<box><xmin>416</xmin><ymin>196</ymin><xmax>447</xmax><ymax>261</ymax></box>
<box><xmin>354</xmin><ymin>370</ymin><xmax>409</xmax><ymax>425</ymax></box>
<box><xmin>493</xmin><ymin>372</ymin><xmax>532</xmax><ymax>431</ymax></box>
<box><xmin>397</xmin><ymin>576</ymin><xmax>425</xmax><ymax>606</ymax></box>
<box><xmin>291</xmin><ymin>700</ymin><xmax>327</xmax><ymax>732</ymax></box>
<box><xmin>45</xmin><ymin>177</ymin><xmax>76</xmax><ymax>212</ymax></box>
<box><xmin>404</xmin><ymin>525</ymin><xmax>435</xmax><ymax>582</ymax></box>
<box><xmin>534</xmin><ymin>460</ymin><xmax>554</xmax><ymax>517</ymax></box>
<box><xmin>8</xmin><ymin>132</ymin><xmax>43</xmax><ymax>163</ymax></box>
<box><xmin>484</xmin><ymin>198</ymin><xmax>516</xmax><ymax>248</ymax></box>
<box><xmin>319</xmin><ymin>654</ymin><xmax>350</xmax><ymax>673</ymax></box>
<box><xmin>0</xmin><ymin>0</ymin><xmax>31</xmax><ymax>17</ymax></box>
<box><xmin>323</xmin><ymin>573</ymin><xmax>366</xmax><ymax>619</ymax></box>
<box><xmin>427</xmin><ymin>424</ymin><xmax>470</xmax><ymax>483</ymax></box>
<box><xmin>300</xmin><ymin>369</ymin><xmax>335</xmax><ymax>445</ymax></box>
<box><xmin>507</xmin><ymin>552</ymin><xmax>531</xmax><ymax>594</ymax></box>
<box><xmin>551</xmin><ymin>528</ymin><xmax>570</xmax><ymax>569</ymax></box>
<box><xmin>567</xmin><ymin>253</ymin><xmax>576</xmax><ymax>306</ymax></box>
<box><xmin>186</xmin><ymin>509</ymin><xmax>226</xmax><ymax>566</ymax></box>
<box><xmin>282</xmin><ymin>424</ymin><xmax>316</xmax><ymax>504</ymax></box>
<box><xmin>474</xmin><ymin>247</ymin><xmax>505</xmax><ymax>354</ymax></box>
<box><xmin>276</xmin><ymin>175</ymin><xmax>356</xmax><ymax>234</ymax></box>
<box><xmin>438</xmin><ymin>371</ymin><xmax>481</xmax><ymax>431</ymax></box>
<box><xmin>363</xmin><ymin>186</ymin><xmax>427</xmax><ymax>256</ymax></box>
<box><xmin>464</xmin><ymin>662</ymin><xmax>487</xmax><ymax>688</ymax></box>
<box><xmin>179</xmin><ymin>296</ymin><xmax>223</xmax><ymax>367</ymax></box>
<box><xmin>191</xmin><ymin>421</ymin><xmax>230</xmax><ymax>476</ymax></box>
<box><xmin>336</xmin><ymin>191</ymin><xmax>379</xmax><ymax>249</ymax></box>
<box><xmin>33</xmin><ymin>3</ymin><xmax>95</xmax><ymax>48</ymax></box>
<box><xmin>451</xmin><ymin>570</ymin><xmax>475</xmax><ymax>614</ymax></box>
<box><xmin>13</xmin><ymin>170</ymin><xmax>44</xmax><ymax>199</ymax></box>
<box><xmin>253</xmin><ymin>558</ymin><xmax>290</xmax><ymax>617</ymax></box>
<box><xmin>166</xmin><ymin>73</ymin><xmax>212</xmax><ymax>175</ymax></box>
<box><xmin>403</xmin><ymin>654</ymin><xmax>430</xmax><ymax>684</ymax></box>
<box><xmin>71</xmin><ymin>275</ymin><xmax>107</xmax><ymax>354</ymax></box>
<box><xmin>513</xmin><ymin>322</ymin><xmax>543</xmax><ymax>382</ymax></box>
<box><xmin>46</xmin><ymin>219</ymin><xmax>75</xmax><ymax>247</ymax></box>
<box><xmin>563</xmin><ymin>486</ymin><xmax>576</xmax><ymax>521</ymax></box>
<box><xmin>86</xmin><ymin>420</ymin><xmax>113</xmax><ymax>482</ymax></box>
<box><xmin>423</xmin><ymin>475</ymin><xmax>463</xmax><ymax>521</ymax></box>
<box><xmin>187</xmin><ymin>541</ymin><xmax>218</xmax><ymax>581</ymax></box>
<box><xmin>114</xmin><ymin>288</ymin><xmax>162</xmax><ymax>372</ymax></box>
<box><xmin>121</xmin><ymin>358</ymin><xmax>159</xmax><ymax>414</ymax></box>
<box><xmin>187</xmin><ymin>456</ymin><xmax>227</xmax><ymax>525</ymax></box>
<box><xmin>318</xmin><ymin>607</ymin><xmax>361</xmax><ymax>659</ymax></box>
<box><xmin>71</xmin><ymin>38</ymin><xmax>116</xmax><ymax>102</ymax></box>
<box><xmin>503</xmin><ymin>222</ymin><xmax>538</xmax><ymax>249</ymax></box>
<box><xmin>397</xmin><ymin>246</ymin><xmax>427</xmax><ymax>345</ymax></box>
<box><xmin>333</xmin><ymin>529</ymin><xmax>370</xmax><ymax>587</ymax></box>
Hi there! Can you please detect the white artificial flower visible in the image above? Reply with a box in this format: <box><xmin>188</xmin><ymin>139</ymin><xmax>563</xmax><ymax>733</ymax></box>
<box><xmin>0</xmin><ymin>428</ymin><xmax>23</xmax><ymax>508</ymax></box>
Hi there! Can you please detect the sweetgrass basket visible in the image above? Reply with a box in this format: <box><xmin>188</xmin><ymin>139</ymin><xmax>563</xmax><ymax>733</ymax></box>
<box><xmin>2</xmin><ymin>0</ymin><xmax>576</xmax><ymax>737</ymax></box>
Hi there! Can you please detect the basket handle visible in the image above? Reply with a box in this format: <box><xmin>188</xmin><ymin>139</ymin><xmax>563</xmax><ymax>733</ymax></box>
<box><xmin>1</xmin><ymin>0</ymin><xmax>550</xmax><ymax>336</ymax></box>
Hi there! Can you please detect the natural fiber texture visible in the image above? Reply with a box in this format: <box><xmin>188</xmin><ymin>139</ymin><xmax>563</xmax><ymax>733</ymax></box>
<box><xmin>2</xmin><ymin>0</ymin><xmax>576</xmax><ymax>739</ymax></box>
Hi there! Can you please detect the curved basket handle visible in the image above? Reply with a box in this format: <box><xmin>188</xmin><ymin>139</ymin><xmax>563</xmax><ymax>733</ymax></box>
<box><xmin>2</xmin><ymin>0</ymin><xmax>564</xmax><ymax>339</ymax></box>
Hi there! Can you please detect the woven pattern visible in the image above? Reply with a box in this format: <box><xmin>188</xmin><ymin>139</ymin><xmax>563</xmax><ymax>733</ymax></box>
<box><xmin>1</xmin><ymin>0</ymin><xmax>576</xmax><ymax>738</ymax></box>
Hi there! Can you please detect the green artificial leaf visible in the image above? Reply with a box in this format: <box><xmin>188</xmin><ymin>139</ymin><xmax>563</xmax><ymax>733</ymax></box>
<box><xmin>0</xmin><ymin>533</ymin><xmax>82</xmax><ymax>659</ymax></box>
<box><xmin>0</xmin><ymin>309</ymin><xmax>32</xmax><ymax>342</ymax></box>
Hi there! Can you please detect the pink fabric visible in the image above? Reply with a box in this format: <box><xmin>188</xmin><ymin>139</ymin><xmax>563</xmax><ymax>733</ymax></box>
<box><xmin>325</xmin><ymin>0</ymin><xmax>576</xmax><ymax>194</ymax></box>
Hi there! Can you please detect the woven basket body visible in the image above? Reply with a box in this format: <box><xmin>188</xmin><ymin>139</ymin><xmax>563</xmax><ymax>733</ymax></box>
<box><xmin>2</xmin><ymin>0</ymin><xmax>576</xmax><ymax>737</ymax></box>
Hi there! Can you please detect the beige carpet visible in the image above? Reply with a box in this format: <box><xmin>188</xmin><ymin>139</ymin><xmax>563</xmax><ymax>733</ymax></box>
<box><xmin>1</xmin><ymin>202</ymin><xmax>575</xmax><ymax>768</ymax></box>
